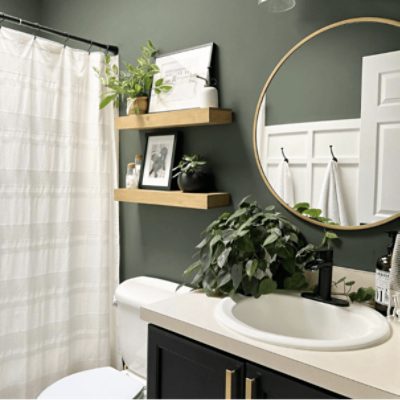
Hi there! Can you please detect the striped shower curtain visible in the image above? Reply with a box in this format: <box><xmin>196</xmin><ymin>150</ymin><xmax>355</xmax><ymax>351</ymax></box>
<box><xmin>0</xmin><ymin>27</ymin><xmax>119</xmax><ymax>397</ymax></box>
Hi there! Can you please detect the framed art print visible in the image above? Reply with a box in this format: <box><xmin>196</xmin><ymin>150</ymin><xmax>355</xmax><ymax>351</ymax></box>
<box><xmin>139</xmin><ymin>132</ymin><xmax>179</xmax><ymax>190</ymax></box>
<box><xmin>148</xmin><ymin>43</ymin><xmax>215</xmax><ymax>113</ymax></box>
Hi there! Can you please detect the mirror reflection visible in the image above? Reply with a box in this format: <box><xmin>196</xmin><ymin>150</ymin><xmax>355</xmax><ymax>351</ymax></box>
<box><xmin>256</xmin><ymin>21</ymin><xmax>400</xmax><ymax>228</ymax></box>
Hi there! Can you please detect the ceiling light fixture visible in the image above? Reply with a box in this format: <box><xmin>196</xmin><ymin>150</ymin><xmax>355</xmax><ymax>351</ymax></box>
<box><xmin>258</xmin><ymin>0</ymin><xmax>296</xmax><ymax>13</ymax></box>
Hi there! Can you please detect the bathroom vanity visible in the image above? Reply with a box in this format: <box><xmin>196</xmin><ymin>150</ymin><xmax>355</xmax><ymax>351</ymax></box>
<box><xmin>141</xmin><ymin>290</ymin><xmax>400</xmax><ymax>399</ymax></box>
<box><xmin>148</xmin><ymin>324</ymin><xmax>340</xmax><ymax>398</ymax></box>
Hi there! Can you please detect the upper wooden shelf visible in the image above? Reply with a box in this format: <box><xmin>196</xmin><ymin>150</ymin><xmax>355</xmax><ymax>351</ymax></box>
<box><xmin>114</xmin><ymin>188</ymin><xmax>231</xmax><ymax>209</ymax></box>
<box><xmin>115</xmin><ymin>108</ymin><xmax>233</xmax><ymax>131</ymax></box>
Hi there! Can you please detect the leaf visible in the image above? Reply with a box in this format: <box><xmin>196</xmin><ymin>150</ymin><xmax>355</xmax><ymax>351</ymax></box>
<box><xmin>209</xmin><ymin>234</ymin><xmax>222</xmax><ymax>249</ymax></box>
<box><xmin>217</xmin><ymin>247</ymin><xmax>231</xmax><ymax>268</ymax></box>
<box><xmin>263</xmin><ymin>232</ymin><xmax>278</xmax><ymax>246</ymax></box>
<box><xmin>227</xmin><ymin>207</ymin><xmax>247</xmax><ymax>223</ymax></box>
<box><xmin>293</xmin><ymin>202</ymin><xmax>310</xmax><ymax>212</ymax></box>
<box><xmin>155</xmin><ymin>78</ymin><xmax>163</xmax><ymax>86</ymax></box>
<box><xmin>99</xmin><ymin>94</ymin><xmax>116</xmax><ymax>109</ymax></box>
<box><xmin>161</xmin><ymin>85</ymin><xmax>172</xmax><ymax>92</ymax></box>
<box><xmin>254</xmin><ymin>269</ymin><xmax>267</xmax><ymax>280</ymax></box>
<box><xmin>334</xmin><ymin>277</ymin><xmax>346</xmax><ymax>286</ymax></box>
<box><xmin>303</xmin><ymin>208</ymin><xmax>322</xmax><ymax>218</ymax></box>
<box><xmin>282</xmin><ymin>258</ymin><xmax>296</xmax><ymax>274</ymax></box>
<box><xmin>196</xmin><ymin>237</ymin><xmax>208</xmax><ymax>249</ymax></box>
<box><xmin>199</xmin><ymin>246</ymin><xmax>212</xmax><ymax>269</ymax></box>
<box><xmin>217</xmin><ymin>272</ymin><xmax>231</xmax><ymax>288</ymax></box>
<box><xmin>231</xmin><ymin>264</ymin><xmax>243</xmax><ymax>290</ymax></box>
<box><xmin>325</xmin><ymin>231</ymin><xmax>339</xmax><ymax>240</ymax></box>
<box><xmin>245</xmin><ymin>259</ymin><xmax>258</xmax><ymax>278</ymax></box>
<box><xmin>183</xmin><ymin>260</ymin><xmax>201</xmax><ymax>275</ymax></box>
<box><xmin>284</xmin><ymin>272</ymin><xmax>308</xmax><ymax>290</ymax></box>
<box><xmin>349</xmin><ymin>286</ymin><xmax>375</xmax><ymax>303</ymax></box>
<box><xmin>258</xmin><ymin>278</ymin><xmax>277</xmax><ymax>295</ymax></box>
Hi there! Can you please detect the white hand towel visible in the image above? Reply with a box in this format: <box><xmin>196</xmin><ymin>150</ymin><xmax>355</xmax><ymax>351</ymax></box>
<box><xmin>276</xmin><ymin>160</ymin><xmax>295</xmax><ymax>207</ymax></box>
<box><xmin>317</xmin><ymin>160</ymin><xmax>349</xmax><ymax>225</ymax></box>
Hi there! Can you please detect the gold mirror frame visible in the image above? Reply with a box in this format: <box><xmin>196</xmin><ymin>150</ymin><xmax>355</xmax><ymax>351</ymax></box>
<box><xmin>253</xmin><ymin>17</ymin><xmax>400</xmax><ymax>231</ymax></box>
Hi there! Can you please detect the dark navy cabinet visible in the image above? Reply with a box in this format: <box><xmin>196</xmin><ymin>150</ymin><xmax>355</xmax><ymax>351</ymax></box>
<box><xmin>148</xmin><ymin>325</ymin><xmax>342</xmax><ymax>399</ymax></box>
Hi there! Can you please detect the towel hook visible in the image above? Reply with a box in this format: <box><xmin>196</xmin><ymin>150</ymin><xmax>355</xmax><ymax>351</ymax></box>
<box><xmin>330</xmin><ymin>145</ymin><xmax>338</xmax><ymax>162</ymax></box>
<box><xmin>281</xmin><ymin>147</ymin><xmax>289</xmax><ymax>163</ymax></box>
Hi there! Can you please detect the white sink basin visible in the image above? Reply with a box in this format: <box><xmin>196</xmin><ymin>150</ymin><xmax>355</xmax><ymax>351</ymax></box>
<box><xmin>215</xmin><ymin>292</ymin><xmax>391</xmax><ymax>351</ymax></box>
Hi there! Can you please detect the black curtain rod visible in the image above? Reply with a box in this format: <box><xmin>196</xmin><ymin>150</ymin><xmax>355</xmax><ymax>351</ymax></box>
<box><xmin>0</xmin><ymin>12</ymin><xmax>118</xmax><ymax>54</ymax></box>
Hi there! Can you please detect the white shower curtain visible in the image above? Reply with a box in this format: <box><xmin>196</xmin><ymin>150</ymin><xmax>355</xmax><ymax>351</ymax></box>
<box><xmin>0</xmin><ymin>27</ymin><xmax>119</xmax><ymax>398</ymax></box>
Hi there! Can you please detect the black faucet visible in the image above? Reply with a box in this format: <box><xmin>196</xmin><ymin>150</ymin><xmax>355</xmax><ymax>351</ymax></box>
<box><xmin>301</xmin><ymin>249</ymin><xmax>349</xmax><ymax>307</ymax></box>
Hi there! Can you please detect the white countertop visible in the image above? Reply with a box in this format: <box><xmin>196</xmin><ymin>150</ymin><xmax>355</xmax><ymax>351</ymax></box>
<box><xmin>141</xmin><ymin>291</ymin><xmax>400</xmax><ymax>399</ymax></box>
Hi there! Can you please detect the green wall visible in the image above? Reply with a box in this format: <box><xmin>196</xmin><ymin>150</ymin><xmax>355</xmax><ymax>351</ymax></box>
<box><xmin>3</xmin><ymin>0</ymin><xmax>400</xmax><ymax>282</ymax></box>
<box><xmin>0</xmin><ymin>0</ymin><xmax>40</xmax><ymax>29</ymax></box>
<box><xmin>266</xmin><ymin>23</ymin><xmax>400</xmax><ymax>124</ymax></box>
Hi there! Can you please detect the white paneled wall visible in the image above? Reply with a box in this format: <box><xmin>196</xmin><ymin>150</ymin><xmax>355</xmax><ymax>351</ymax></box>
<box><xmin>259</xmin><ymin>119</ymin><xmax>360</xmax><ymax>225</ymax></box>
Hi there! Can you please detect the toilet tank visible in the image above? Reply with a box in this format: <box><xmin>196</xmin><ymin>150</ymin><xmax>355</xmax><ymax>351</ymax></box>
<box><xmin>114</xmin><ymin>276</ymin><xmax>190</xmax><ymax>378</ymax></box>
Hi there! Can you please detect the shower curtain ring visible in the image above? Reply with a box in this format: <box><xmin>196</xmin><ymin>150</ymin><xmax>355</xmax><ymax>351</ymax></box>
<box><xmin>63</xmin><ymin>34</ymin><xmax>70</xmax><ymax>48</ymax></box>
<box><xmin>33</xmin><ymin>22</ymin><xmax>41</xmax><ymax>40</ymax></box>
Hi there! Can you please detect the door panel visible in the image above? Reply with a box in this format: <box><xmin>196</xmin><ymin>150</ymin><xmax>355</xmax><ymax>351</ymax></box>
<box><xmin>246</xmin><ymin>362</ymin><xmax>342</xmax><ymax>399</ymax></box>
<box><xmin>148</xmin><ymin>325</ymin><xmax>244</xmax><ymax>399</ymax></box>
<box><xmin>358</xmin><ymin>50</ymin><xmax>400</xmax><ymax>223</ymax></box>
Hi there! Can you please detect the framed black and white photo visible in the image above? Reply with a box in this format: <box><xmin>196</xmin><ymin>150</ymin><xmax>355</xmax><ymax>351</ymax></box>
<box><xmin>149</xmin><ymin>43</ymin><xmax>215</xmax><ymax>113</ymax></box>
<box><xmin>139</xmin><ymin>132</ymin><xmax>179</xmax><ymax>190</ymax></box>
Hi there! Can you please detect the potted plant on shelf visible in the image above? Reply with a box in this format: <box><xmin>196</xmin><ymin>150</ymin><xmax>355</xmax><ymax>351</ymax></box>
<box><xmin>182</xmin><ymin>197</ymin><xmax>338</xmax><ymax>297</ymax></box>
<box><xmin>95</xmin><ymin>40</ymin><xmax>172</xmax><ymax>114</ymax></box>
<box><xmin>172</xmin><ymin>154</ymin><xmax>214</xmax><ymax>193</ymax></box>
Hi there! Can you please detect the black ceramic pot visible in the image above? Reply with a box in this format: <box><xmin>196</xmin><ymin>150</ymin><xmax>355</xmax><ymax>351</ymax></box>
<box><xmin>177</xmin><ymin>171</ymin><xmax>213</xmax><ymax>193</ymax></box>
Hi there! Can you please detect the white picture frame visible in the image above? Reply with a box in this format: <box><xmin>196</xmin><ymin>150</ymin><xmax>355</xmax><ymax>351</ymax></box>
<box><xmin>148</xmin><ymin>43</ymin><xmax>214</xmax><ymax>113</ymax></box>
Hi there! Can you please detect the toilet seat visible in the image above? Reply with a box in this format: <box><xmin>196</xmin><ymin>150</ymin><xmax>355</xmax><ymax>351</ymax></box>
<box><xmin>38</xmin><ymin>367</ymin><xmax>145</xmax><ymax>399</ymax></box>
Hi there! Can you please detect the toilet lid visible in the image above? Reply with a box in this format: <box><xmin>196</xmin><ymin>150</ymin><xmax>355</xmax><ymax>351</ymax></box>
<box><xmin>38</xmin><ymin>367</ymin><xmax>145</xmax><ymax>399</ymax></box>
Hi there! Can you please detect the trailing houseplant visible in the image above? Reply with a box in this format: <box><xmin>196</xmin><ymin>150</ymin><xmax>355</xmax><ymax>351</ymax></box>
<box><xmin>293</xmin><ymin>202</ymin><xmax>338</xmax><ymax>225</ymax></box>
<box><xmin>182</xmin><ymin>197</ymin><xmax>335</xmax><ymax>298</ymax></box>
<box><xmin>172</xmin><ymin>154</ymin><xmax>214</xmax><ymax>193</ymax></box>
<box><xmin>94</xmin><ymin>40</ymin><xmax>171</xmax><ymax>114</ymax></box>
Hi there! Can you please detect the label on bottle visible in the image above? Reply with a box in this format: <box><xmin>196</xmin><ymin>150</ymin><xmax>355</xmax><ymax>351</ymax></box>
<box><xmin>375</xmin><ymin>269</ymin><xmax>390</xmax><ymax>305</ymax></box>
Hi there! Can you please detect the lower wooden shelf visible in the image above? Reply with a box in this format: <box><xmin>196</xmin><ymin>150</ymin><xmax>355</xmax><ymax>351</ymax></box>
<box><xmin>114</xmin><ymin>188</ymin><xmax>231</xmax><ymax>209</ymax></box>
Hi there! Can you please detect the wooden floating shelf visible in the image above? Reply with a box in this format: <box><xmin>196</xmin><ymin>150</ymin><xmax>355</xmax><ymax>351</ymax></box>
<box><xmin>115</xmin><ymin>108</ymin><xmax>233</xmax><ymax>131</ymax></box>
<box><xmin>114</xmin><ymin>189</ymin><xmax>231</xmax><ymax>209</ymax></box>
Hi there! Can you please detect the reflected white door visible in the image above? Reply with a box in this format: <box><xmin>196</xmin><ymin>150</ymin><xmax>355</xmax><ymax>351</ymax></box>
<box><xmin>358</xmin><ymin>50</ymin><xmax>400</xmax><ymax>224</ymax></box>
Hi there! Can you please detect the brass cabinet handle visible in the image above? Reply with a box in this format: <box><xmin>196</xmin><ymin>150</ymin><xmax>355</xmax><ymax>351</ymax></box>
<box><xmin>245</xmin><ymin>377</ymin><xmax>255</xmax><ymax>399</ymax></box>
<box><xmin>225</xmin><ymin>369</ymin><xmax>235</xmax><ymax>400</ymax></box>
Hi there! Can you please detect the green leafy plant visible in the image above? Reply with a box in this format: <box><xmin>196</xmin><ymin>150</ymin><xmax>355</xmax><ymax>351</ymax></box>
<box><xmin>293</xmin><ymin>202</ymin><xmax>338</xmax><ymax>225</ymax></box>
<box><xmin>183</xmin><ymin>197</ymin><xmax>335</xmax><ymax>298</ymax></box>
<box><xmin>172</xmin><ymin>154</ymin><xmax>207</xmax><ymax>178</ymax></box>
<box><xmin>94</xmin><ymin>40</ymin><xmax>172</xmax><ymax>110</ymax></box>
<box><xmin>332</xmin><ymin>277</ymin><xmax>375</xmax><ymax>303</ymax></box>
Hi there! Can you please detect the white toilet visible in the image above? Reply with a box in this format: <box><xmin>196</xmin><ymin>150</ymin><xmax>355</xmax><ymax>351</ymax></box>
<box><xmin>38</xmin><ymin>276</ymin><xmax>190</xmax><ymax>399</ymax></box>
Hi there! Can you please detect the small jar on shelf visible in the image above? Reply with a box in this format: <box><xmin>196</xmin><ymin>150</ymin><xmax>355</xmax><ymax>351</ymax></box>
<box><xmin>125</xmin><ymin>162</ymin><xmax>138</xmax><ymax>188</ymax></box>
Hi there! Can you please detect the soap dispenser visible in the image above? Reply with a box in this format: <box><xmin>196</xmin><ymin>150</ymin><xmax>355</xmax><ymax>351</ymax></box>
<box><xmin>195</xmin><ymin>75</ymin><xmax>219</xmax><ymax>108</ymax></box>
<box><xmin>375</xmin><ymin>231</ymin><xmax>398</xmax><ymax>314</ymax></box>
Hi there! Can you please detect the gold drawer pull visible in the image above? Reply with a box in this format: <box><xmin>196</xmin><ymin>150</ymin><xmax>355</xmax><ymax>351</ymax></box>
<box><xmin>225</xmin><ymin>369</ymin><xmax>235</xmax><ymax>400</ymax></box>
<box><xmin>245</xmin><ymin>377</ymin><xmax>255</xmax><ymax>399</ymax></box>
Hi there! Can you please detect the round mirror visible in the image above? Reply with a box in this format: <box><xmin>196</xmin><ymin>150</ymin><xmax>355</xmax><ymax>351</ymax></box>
<box><xmin>254</xmin><ymin>17</ymin><xmax>400</xmax><ymax>230</ymax></box>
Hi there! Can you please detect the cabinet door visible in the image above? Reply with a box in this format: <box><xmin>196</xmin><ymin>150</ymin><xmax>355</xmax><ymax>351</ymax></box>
<box><xmin>246</xmin><ymin>362</ymin><xmax>342</xmax><ymax>399</ymax></box>
<box><xmin>148</xmin><ymin>325</ymin><xmax>245</xmax><ymax>399</ymax></box>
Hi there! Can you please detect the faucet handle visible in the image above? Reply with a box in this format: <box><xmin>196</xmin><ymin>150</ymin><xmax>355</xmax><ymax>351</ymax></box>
<box><xmin>305</xmin><ymin>248</ymin><xmax>333</xmax><ymax>270</ymax></box>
